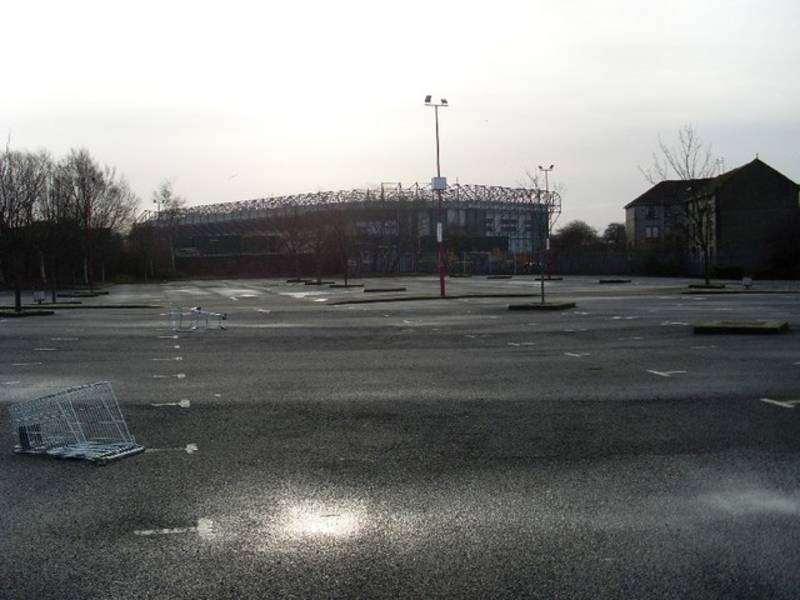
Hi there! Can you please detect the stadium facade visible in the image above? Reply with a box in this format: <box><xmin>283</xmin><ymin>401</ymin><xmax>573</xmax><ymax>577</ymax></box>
<box><xmin>136</xmin><ymin>182</ymin><xmax>560</xmax><ymax>277</ymax></box>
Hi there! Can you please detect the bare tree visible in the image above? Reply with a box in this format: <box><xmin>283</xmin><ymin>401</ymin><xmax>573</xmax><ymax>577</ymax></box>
<box><xmin>0</xmin><ymin>146</ymin><xmax>51</xmax><ymax>311</ymax></box>
<box><xmin>274</xmin><ymin>205</ymin><xmax>313</xmax><ymax>281</ymax></box>
<box><xmin>57</xmin><ymin>149</ymin><xmax>138</xmax><ymax>290</ymax></box>
<box><xmin>639</xmin><ymin>126</ymin><xmax>721</xmax><ymax>284</ymax></box>
<box><xmin>685</xmin><ymin>187</ymin><xmax>716</xmax><ymax>286</ymax></box>
<box><xmin>326</xmin><ymin>205</ymin><xmax>357</xmax><ymax>285</ymax></box>
<box><xmin>639</xmin><ymin>124</ymin><xmax>717</xmax><ymax>184</ymax></box>
<box><xmin>152</xmin><ymin>180</ymin><xmax>186</xmax><ymax>273</ymax></box>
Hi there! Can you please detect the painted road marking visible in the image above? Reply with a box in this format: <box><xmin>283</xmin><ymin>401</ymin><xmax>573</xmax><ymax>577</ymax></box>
<box><xmin>51</xmin><ymin>337</ymin><xmax>78</xmax><ymax>341</ymax></box>
<box><xmin>759</xmin><ymin>398</ymin><xmax>800</xmax><ymax>409</ymax></box>
<box><xmin>12</xmin><ymin>362</ymin><xmax>42</xmax><ymax>366</ymax></box>
<box><xmin>158</xmin><ymin>335</ymin><xmax>179</xmax><ymax>340</ymax></box>
<box><xmin>146</xmin><ymin>443</ymin><xmax>198</xmax><ymax>454</ymax></box>
<box><xmin>151</xmin><ymin>399</ymin><xmax>191</xmax><ymax>408</ymax></box>
<box><xmin>174</xmin><ymin>345</ymin><xmax>181</xmax><ymax>349</ymax></box>
<box><xmin>314</xmin><ymin>298</ymin><xmax>328</xmax><ymax>302</ymax></box>
<box><xmin>134</xmin><ymin>518</ymin><xmax>214</xmax><ymax>539</ymax></box>
<box><xmin>619</xmin><ymin>336</ymin><xmax>644</xmax><ymax>341</ymax></box>
<box><xmin>152</xmin><ymin>373</ymin><xmax>187</xmax><ymax>379</ymax></box>
<box><xmin>256</xmin><ymin>309</ymin><xmax>271</xmax><ymax>314</ymax></box>
<box><xmin>3</xmin><ymin>381</ymin><xmax>21</xmax><ymax>385</ymax></box>
<box><xmin>647</xmin><ymin>370</ymin><xmax>687</xmax><ymax>377</ymax></box>
<box><xmin>692</xmin><ymin>345</ymin><xmax>718</xmax><ymax>349</ymax></box>
<box><xmin>661</xmin><ymin>321</ymin><xmax>690</xmax><ymax>326</ymax></box>
<box><xmin>34</xmin><ymin>348</ymin><xmax>57</xmax><ymax>351</ymax></box>
<box><xmin>151</xmin><ymin>357</ymin><xmax>183</xmax><ymax>361</ymax></box>
<box><xmin>564</xmin><ymin>352</ymin><xmax>590</xmax><ymax>358</ymax></box>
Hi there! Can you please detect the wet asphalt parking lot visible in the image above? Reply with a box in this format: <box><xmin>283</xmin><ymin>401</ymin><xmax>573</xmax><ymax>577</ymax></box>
<box><xmin>1</xmin><ymin>276</ymin><xmax>800</xmax><ymax>599</ymax></box>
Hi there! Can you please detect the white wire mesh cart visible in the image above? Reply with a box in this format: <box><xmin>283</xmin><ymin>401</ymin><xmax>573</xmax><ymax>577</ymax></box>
<box><xmin>9</xmin><ymin>382</ymin><xmax>144</xmax><ymax>464</ymax></box>
<box><xmin>169</xmin><ymin>306</ymin><xmax>227</xmax><ymax>331</ymax></box>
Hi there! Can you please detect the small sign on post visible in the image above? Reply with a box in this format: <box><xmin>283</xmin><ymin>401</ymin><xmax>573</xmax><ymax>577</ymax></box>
<box><xmin>436</xmin><ymin>222</ymin><xmax>443</xmax><ymax>243</ymax></box>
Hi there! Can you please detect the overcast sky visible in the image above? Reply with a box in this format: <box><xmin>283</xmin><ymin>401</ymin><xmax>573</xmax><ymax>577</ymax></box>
<box><xmin>2</xmin><ymin>0</ymin><xmax>798</xmax><ymax>231</ymax></box>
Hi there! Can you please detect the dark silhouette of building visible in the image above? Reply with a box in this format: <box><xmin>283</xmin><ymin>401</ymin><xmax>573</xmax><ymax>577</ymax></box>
<box><xmin>625</xmin><ymin>158</ymin><xmax>799</xmax><ymax>276</ymax></box>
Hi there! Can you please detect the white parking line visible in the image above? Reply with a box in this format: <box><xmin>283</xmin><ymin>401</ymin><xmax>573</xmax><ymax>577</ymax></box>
<box><xmin>564</xmin><ymin>352</ymin><xmax>590</xmax><ymax>358</ymax></box>
<box><xmin>759</xmin><ymin>398</ymin><xmax>800</xmax><ymax>409</ymax></box>
<box><xmin>51</xmin><ymin>337</ymin><xmax>78</xmax><ymax>341</ymax></box>
<box><xmin>145</xmin><ymin>443</ymin><xmax>198</xmax><ymax>454</ymax></box>
<box><xmin>661</xmin><ymin>321</ymin><xmax>690</xmax><ymax>326</ymax></box>
<box><xmin>152</xmin><ymin>373</ymin><xmax>187</xmax><ymax>379</ymax></box>
<box><xmin>158</xmin><ymin>335</ymin><xmax>179</xmax><ymax>340</ymax></box>
<box><xmin>151</xmin><ymin>399</ymin><xmax>191</xmax><ymax>408</ymax></box>
<box><xmin>647</xmin><ymin>370</ymin><xmax>687</xmax><ymax>377</ymax></box>
<box><xmin>134</xmin><ymin>518</ymin><xmax>214</xmax><ymax>539</ymax></box>
<box><xmin>3</xmin><ymin>381</ymin><xmax>21</xmax><ymax>385</ymax></box>
<box><xmin>12</xmin><ymin>362</ymin><xmax>42</xmax><ymax>366</ymax></box>
<box><xmin>151</xmin><ymin>357</ymin><xmax>183</xmax><ymax>361</ymax></box>
<box><xmin>34</xmin><ymin>348</ymin><xmax>57</xmax><ymax>351</ymax></box>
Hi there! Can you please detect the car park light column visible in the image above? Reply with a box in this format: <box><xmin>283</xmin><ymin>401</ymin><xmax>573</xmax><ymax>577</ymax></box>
<box><xmin>425</xmin><ymin>95</ymin><xmax>449</xmax><ymax>298</ymax></box>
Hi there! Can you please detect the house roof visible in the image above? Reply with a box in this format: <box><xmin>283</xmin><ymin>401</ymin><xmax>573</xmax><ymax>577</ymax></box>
<box><xmin>625</xmin><ymin>179</ymin><xmax>710</xmax><ymax>209</ymax></box>
<box><xmin>626</xmin><ymin>158</ymin><xmax>798</xmax><ymax>209</ymax></box>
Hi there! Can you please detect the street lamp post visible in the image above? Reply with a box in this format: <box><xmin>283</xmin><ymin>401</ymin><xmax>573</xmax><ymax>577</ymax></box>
<box><xmin>537</xmin><ymin>164</ymin><xmax>554</xmax><ymax>303</ymax></box>
<box><xmin>425</xmin><ymin>95</ymin><xmax>448</xmax><ymax>298</ymax></box>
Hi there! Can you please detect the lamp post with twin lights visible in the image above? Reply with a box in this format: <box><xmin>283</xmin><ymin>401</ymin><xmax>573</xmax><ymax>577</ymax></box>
<box><xmin>424</xmin><ymin>95</ymin><xmax>448</xmax><ymax>298</ymax></box>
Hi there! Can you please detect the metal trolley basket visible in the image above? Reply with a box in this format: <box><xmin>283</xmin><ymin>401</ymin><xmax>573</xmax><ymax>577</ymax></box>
<box><xmin>169</xmin><ymin>307</ymin><xmax>227</xmax><ymax>331</ymax></box>
<box><xmin>9</xmin><ymin>382</ymin><xmax>144</xmax><ymax>464</ymax></box>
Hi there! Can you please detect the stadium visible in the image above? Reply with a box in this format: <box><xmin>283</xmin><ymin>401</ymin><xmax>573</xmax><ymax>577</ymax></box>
<box><xmin>135</xmin><ymin>182</ymin><xmax>561</xmax><ymax>277</ymax></box>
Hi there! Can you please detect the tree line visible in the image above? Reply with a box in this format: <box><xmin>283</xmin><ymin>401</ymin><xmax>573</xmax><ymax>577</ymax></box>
<box><xmin>0</xmin><ymin>146</ymin><xmax>138</xmax><ymax>311</ymax></box>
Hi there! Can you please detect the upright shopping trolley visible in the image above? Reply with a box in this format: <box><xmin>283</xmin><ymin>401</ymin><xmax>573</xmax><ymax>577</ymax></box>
<box><xmin>169</xmin><ymin>306</ymin><xmax>227</xmax><ymax>331</ymax></box>
<box><xmin>9</xmin><ymin>382</ymin><xmax>144</xmax><ymax>464</ymax></box>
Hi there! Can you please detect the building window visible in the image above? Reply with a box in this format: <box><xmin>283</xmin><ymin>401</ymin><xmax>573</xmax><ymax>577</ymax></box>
<box><xmin>646</xmin><ymin>207</ymin><xmax>656</xmax><ymax>219</ymax></box>
<box><xmin>645</xmin><ymin>226</ymin><xmax>660</xmax><ymax>239</ymax></box>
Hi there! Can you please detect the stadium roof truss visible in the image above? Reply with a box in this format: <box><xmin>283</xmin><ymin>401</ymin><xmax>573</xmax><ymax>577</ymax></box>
<box><xmin>138</xmin><ymin>182</ymin><xmax>562</xmax><ymax>231</ymax></box>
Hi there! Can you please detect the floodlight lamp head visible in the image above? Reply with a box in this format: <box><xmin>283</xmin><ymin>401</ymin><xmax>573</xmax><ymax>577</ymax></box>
<box><xmin>441</xmin><ymin>98</ymin><xmax>448</xmax><ymax>105</ymax></box>
<box><xmin>424</xmin><ymin>95</ymin><xmax>432</xmax><ymax>104</ymax></box>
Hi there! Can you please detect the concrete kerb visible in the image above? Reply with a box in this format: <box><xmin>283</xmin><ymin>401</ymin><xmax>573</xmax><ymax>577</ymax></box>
<box><xmin>0</xmin><ymin>309</ymin><xmax>55</xmax><ymax>317</ymax></box>
<box><xmin>508</xmin><ymin>301</ymin><xmax>577</xmax><ymax>311</ymax></box>
<box><xmin>682</xmin><ymin>289</ymin><xmax>798</xmax><ymax>295</ymax></box>
<box><xmin>0</xmin><ymin>304</ymin><xmax>163</xmax><ymax>310</ymax></box>
<box><xmin>363</xmin><ymin>287</ymin><xmax>407</xmax><ymax>293</ymax></box>
<box><xmin>327</xmin><ymin>292</ymin><xmax>541</xmax><ymax>306</ymax></box>
<box><xmin>693</xmin><ymin>320</ymin><xmax>790</xmax><ymax>334</ymax></box>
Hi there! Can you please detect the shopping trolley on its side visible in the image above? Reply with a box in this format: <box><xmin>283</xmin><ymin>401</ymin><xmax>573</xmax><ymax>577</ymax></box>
<box><xmin>9</xmin><ymin>382</ymin><xmax>144</xmax><ymax>464</ymax></box>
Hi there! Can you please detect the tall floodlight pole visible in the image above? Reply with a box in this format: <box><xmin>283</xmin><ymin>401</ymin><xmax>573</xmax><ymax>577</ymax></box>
<box><xmin>425</xmin><ymin>95</ymin><xmax>448</xmax><ymax>297</ymax></box>
<box><xmin>537</xmin><ymin>164</ymin><xmax>554</xmax><ymax>303</ymax></box>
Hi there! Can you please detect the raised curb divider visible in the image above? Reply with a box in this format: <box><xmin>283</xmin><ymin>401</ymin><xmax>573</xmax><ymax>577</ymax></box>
<box><xmin>0</xmin><ymin>309</ymin><xmax>55</xmax><ymax>317</ymax></box>
<box><xmin>508</xmin><ymin>302</ymin><xmax>577</xmax><ymax>311</ymax></box>
<box><xmin>327</xmin><ymin>292</ymin><xmax>539</xmax><ymax>305</ymax></box>
<box><xmin>364</xmin><ymin>287</ymin><xmax>407</xmax><ymax>293</ymax></box>
<box><xmin>693</xmin><ymin>320</ymin><xmax>789</xmax><ymax>334</ymax></box>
